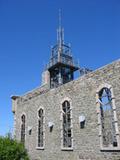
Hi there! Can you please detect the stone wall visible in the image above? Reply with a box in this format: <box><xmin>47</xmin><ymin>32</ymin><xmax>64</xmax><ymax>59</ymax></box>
<box><xmin>13</xmin><ymin>59</ymin><xmax>120</xmax><ymax>160</ymax></box>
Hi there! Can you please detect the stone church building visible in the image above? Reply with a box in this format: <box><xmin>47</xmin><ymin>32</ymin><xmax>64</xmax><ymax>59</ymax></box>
<box><xmin>12</xmin><ymin>19</ymin><xmax>120</xmax><ymax>160</ymax></box>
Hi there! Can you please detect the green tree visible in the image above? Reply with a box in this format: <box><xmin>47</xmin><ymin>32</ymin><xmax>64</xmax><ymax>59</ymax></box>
<box><xmin>0</xmin><ymin>135</ymin><xmax>29</xmax><ymax>160</ymax></box>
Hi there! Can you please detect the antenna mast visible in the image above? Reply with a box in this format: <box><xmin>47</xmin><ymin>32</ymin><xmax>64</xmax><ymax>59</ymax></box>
<box><xmin>57</xmin><ymin>9</ymin><xmax>64</xmax><ymax>50</ymax></box>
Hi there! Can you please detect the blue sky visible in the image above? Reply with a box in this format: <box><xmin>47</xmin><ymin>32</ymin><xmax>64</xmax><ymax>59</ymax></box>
<box><xmin>0</xmin><ymin>0</ymin><xmax>120</xmax><ymax>136</ymax></box>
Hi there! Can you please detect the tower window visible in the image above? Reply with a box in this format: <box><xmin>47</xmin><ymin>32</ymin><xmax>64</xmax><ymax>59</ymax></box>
<box><xmin>21</xmin><ymin>114</ymin><xmax>25</xmax><ymax>144</ymax></box>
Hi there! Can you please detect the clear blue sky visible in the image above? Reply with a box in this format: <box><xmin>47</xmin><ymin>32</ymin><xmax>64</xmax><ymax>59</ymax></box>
<box><xmin>0</xmin><ymin>0</ymin><xmax>120</xmax><ymax>136</ymax></box>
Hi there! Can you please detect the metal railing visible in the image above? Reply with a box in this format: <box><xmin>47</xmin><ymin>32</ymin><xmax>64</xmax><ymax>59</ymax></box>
<box><xmin>46</xmin><ymin>54</ymin><xmax>79</xmax><ymax>69</ymax></box>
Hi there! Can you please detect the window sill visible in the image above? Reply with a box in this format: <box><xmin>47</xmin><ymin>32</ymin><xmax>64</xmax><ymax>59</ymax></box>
<box><xmin>100</xmin><ymin>147</ymin><xmax>120</xmax><ymax>152</ymax></box>
<box><xmin>61</xmin><ymin>147</ymin><xmax>73</xmax><ymax>151</ymax></box>
<box><xmin>36</xmin><ymin>147</ymin><xmax>44</xmax><ymax>150</ymax></box>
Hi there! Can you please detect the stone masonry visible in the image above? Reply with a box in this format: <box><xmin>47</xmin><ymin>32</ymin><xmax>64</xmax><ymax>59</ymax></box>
<box><xmin>12</xmin><ymin>59</ymin><xmax>120</xmax><ymax>160</ymax></box>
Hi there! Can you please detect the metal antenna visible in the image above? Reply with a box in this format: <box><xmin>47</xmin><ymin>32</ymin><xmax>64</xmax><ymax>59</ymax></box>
<box><xmin>57</xmin><ymin>9</ymin><xmax>64</xmax><ymax>48</ymax></box>
<box><xmin>59</xmin><ymin>9</ymin><xmax>62</xmax><ymax>29</ymax></box>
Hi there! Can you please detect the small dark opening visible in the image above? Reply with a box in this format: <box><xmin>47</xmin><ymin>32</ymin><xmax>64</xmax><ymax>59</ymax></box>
<box><xmin>29</xmin><ymin>130</ymin><xmax>32</xmax><ymax>135</ymax></box>
<box><xmin>113</xmin><ymin>141</ymin><xmax>118</xmax><ymax>147</ymax></box>
<box><xmin>80</xmin><ymin>121</ymin><xmax>85</xmax><ymax>129</ymax></box>
<box><xmin>50</xmin><ymin>126</ymin><xmax>53</xmax><ymax>132</ymax></box>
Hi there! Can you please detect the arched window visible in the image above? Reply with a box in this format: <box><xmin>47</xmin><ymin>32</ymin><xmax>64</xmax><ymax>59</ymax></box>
<box><xmin>96</xmin><ymin>85</ymin><xmax>120</xmax><ymax>150</ymax></box>
<box><xmin>62</xmin><ymin>100</ymin><xmax>72</xmax><ymax>149</ymax></box>
<box><xmin>38</xmin><ymin>108</ymin><xmax>44</xmax><ymax>148</ymax></box>
<box><xmin>99</xmin><ymin>88</ymin><xmax>117</xmax><ymax>147</ymax></box>
<box><xmin>21</xmin><ymin>114</ymin><xmax>25</xmax><ymax>144</ymax></box>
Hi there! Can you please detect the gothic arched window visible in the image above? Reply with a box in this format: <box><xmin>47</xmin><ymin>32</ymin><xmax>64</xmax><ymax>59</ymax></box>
<box><xmin>21</xmin><ymin>114</ymin><xmax>25</xmax><ymax>144</ymax></box>
<box><xmin>96</xmin><ymin>85</ymin><xmax>120</xmax><ymax>150</ymax></box>
<box><xmin>38</xmin><ymin>108</ymin><xmax>44</xmax><ymax>148</ymax></box>
<box><xmin>62</xmin><ymin>100</ymin><xmax>73</xmax><ymax>149</ymax></box>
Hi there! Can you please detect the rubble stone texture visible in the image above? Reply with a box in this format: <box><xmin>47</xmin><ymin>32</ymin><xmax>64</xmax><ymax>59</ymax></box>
<box><xmin>12</xmin><ymin>59</ymin><xmax>120</xmax><ymax>160</ymax></box>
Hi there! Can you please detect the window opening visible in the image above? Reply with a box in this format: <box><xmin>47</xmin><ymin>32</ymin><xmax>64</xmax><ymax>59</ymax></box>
<box><xmin>62</xmin><ymin>101</ymin><xmax>72</xmax><ymax>148</ymax></box>
<box><xmin>38</xmin><ymin>109</ymin><xmax>44</xmax><ymax>148</ymax></box>
<box><xmin>21</xmin><ymin>114</ymin><xmax>25</xmax><ymax>144</ymax></box>
<box><xmin>99</xmin><ymin>88</ymin><xmax>117</xmax><ymax>147</ymax></box>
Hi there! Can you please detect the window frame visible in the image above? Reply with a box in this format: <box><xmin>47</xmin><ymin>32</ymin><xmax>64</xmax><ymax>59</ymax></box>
<box><xmin>36</xmin><ymin>107</ymin><xmax>45</xmax><ymax>150</ymax></box>
<box><xmin>20</xmin><ymin>113</ymin><xmax>26</xmax><ymax>144</ymax></box>
<box><xmin>96</xmin><ymin>84</ymin><xmax>120</xmax><ymax>151</ymax></box>
<box><xmin>60</xmin><ymin>97</ymin><xmax>73</xmax><ymax>151</ymax></box>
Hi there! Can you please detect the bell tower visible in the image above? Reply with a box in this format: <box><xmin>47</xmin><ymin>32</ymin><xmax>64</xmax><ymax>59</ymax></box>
<box><xmin>45</xmin><ymin>11</ymin><xmax>79</xmax><ymax>88</ymax></box>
